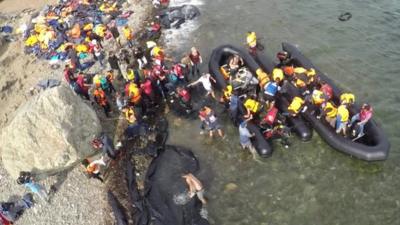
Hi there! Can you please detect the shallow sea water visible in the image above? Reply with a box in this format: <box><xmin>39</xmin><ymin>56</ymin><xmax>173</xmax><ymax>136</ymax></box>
<box><xmin>165</xmin><ymin>0</ymin><xmax>400</xmax><ymax>224</ymax></box>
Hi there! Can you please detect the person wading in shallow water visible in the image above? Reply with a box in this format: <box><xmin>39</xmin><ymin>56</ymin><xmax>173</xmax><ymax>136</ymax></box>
<box><xmin>188</xmin><ymin>47</ymin><xmax>203</xmax><ymax>78</ymax></box>
<box><xmin>182</xmin><ymin>173</ymin><xmax>207</xmax><ymax>205</ymax></box>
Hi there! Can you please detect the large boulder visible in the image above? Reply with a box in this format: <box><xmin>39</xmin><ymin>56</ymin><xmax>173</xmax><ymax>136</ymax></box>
<box><xmin>0</xmin><ymin>84</ymin><xmax>101</xmax><ymax>178</ymax></box>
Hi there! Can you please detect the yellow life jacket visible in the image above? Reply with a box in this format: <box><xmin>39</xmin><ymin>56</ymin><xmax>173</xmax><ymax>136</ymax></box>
<box><xmin>256</xmin><ymin>68</ymin><xmax>269</xmax><ymax>88</ymax></box>
<box><xmin>123</xmin><ymin>27</ymin><xmax>133</xmax><ymax>40</ymax></box>
<box><xmin>306</xmin><ymin>68</ymin><xmax>316</xmax><ymax>84</ymax></box>
<box><xmin>125</xmin><ymin>108</ymin><xmax>136</xmax><ymax>124</ymax></box>
<box><xmin>294</xmin><ymin>67</ymin><xmax>307</xmax><ymax>74</ymax></box>
<box><xmin>295</xmin><ymin>78</ymin><xmax>306</xmax><ymax>88</ymax></box>
<box><xmin>337</xmin><ymin>105</ymin><xmax>349</xmax><ymax>122</ymax></box>
<box><xmin>94</xmin><ymin>24</ymin><xmax>106</xmax><ymax>37</ymax></box>
<box><xmin>272</xmin><ymin>68</ymin><xmax>284</xmax><ymax>82</ymax></box>
<box><xmin>288</xmin><ymin>97</ymin><xmax>305</xmax><ymax>114</ymax></box>
<box><xmin>223</xmin><ymin>85</ymin><xmax>233</xmax><ymax>99</ymax></box>
<box><xmin>127</xmin><ymin>69</ymin><xmax>135</xmax><ymax>81</ymax></box>
<box><xmin>83</xmin><ymin>23</ymin><xmax>93</xmax><ymax>31</ymax></box>
<box><xmin>340</xmin><ymin>93</ymin><xmax>355</xmax><ymax>104</ymax></box>
<box><xmin>244</xmin><ymin>99</ymin><xmax>261</xmax><ymax>113</ymax></box>
<box><xmin>246</xmin><ymin>32</ymin><xmax>257</xmax><ymax>47</ymax></box>
<box><xmin>75</xmin><ymin>44</ymin><xmax>88</xmax><ymax>53</ymax></box>
<box><xmin>324</xmin><ymin>102</ymin><xmax>337</xmax><ymax>118</ymax></box>
<box><xmin>93</xmin><ymin>74</ymin><xmax>101</xmax><ymax>87</ymax></box>
<box><xmin>128</xmin><ymin>83</ymin><xmax>141</xmax><ymax>104</ymax></box>
<box><xmin>151</xmin><ymin>46</ymin><xmax>163</xmax><ymax>57</ymax></box>
<box><xmin>25</xmin><ymin>35</ymin><xmax>39</xmax><ymax>46</ymax></box>
<box><xmin>312</xmin><ymin>89</ymin><xmax>325</xmax><ymax>105</ymax></box>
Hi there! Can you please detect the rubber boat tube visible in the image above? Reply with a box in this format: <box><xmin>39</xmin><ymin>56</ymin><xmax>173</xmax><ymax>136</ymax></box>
<box><xmin>281</xmin><ymin>42</ymin><xmax>390</xmax><ymax>161</ymax></box>
<box><xmin>252</xmin><ymin>49</ymin><xmax>313</xmax><ymax>141</ymax></box>
<box><xmin>209</xmin><ymin>45</ymin><xmax>272</xmax><ymax>157</ymax></box>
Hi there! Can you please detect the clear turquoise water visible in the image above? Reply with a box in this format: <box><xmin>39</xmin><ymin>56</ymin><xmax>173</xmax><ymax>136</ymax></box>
<box><xmin>166</xmin><ymin>0</ymin><xmax>400</xmax><ymax>224</ymax></box>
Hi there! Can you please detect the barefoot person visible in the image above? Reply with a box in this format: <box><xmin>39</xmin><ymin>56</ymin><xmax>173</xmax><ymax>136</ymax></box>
<box><xmin>182</xmin><ymin>173</ymin><xmax>207</xmax><ymax>205</ymax></box>
<box><xmin>187</xmin><ymin>73</ymin><xmax>217</xmax><ymax>99</ymax></box>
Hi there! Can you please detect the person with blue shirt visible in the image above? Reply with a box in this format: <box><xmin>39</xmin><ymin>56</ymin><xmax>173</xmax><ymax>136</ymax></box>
<box><xmin>263</xmin><ymin>77</ymin><xmax>281</xmax><ymax>103</ymax></box>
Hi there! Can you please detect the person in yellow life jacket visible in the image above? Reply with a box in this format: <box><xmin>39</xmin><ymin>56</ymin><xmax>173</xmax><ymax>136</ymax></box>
<box><xmin>306</xmin><ymin>68</ymin><xmax>317</xmax><ymax>87</ymax></box>
<box><xmin>122</xmin><ymin>25</ymin><xmax>134</xmax><ymax>48</ymax></box>
<box><xmin>340</xmin><ymin>92</ymin><xmax>355</xmax><ymax>105</ymax></box>
<box><xmin>272</xmin><ymin>68</ymin><xmax>284</xmax><ymax>83</ymax></box>
<box><xmin>246</xmin><ymin>31</ymin><xmax>257</xmax><ymax>55</ymax></box>
<box><xmin>220</xmin><ymin>84</ymin><xmax>233</xmax><ymax>104</ymax></box>
<box><xmin>94</xmin><ymin>24</ymin><xmax>106</xmax><ymax>38</ymax></box>
<box><xmin>336</xmin><ymin>103</ymin><xmax>349</xmax><ymax>136</ymax></box>
<box><xmin>93</xmin><ymin>74</ymin><xmax>102</xmax><ymax>88</ymax></box>
<box><xmin>311</xmin><ymin>89</ymin><xmax>325</xmax><ymax>105</ymax></box>
<box><xmin>93</xmin><ymin>88</ymin><xmax>111</xmax><ymax>117</ymax></box>
<box><xmin>125</xmin><ymin>82</ymin><xmax>141</xmax><ymax>105</ymax></box>
<box><xmin>244</xmin><ymin>95</ymin><xmax>262</xmax><ymax>118</ymax></box>
<box><xmin>123</xmin><ymin>107</ymin><xmax>137</xmax><ymax>124</ymax></box>
<box><xmin>321</xmin><ymin>101</ymin><xmax>337</xmax><ymax>128</ymax></box>
<box><xmin>288</xmin><ymin>96</ymin><xmax>305</xmax><ymax>117</ymax></box>
<box><xmin>256</xmin><ymin>68</ymin><xmax>269</xmax><ymax>88</ymax></box>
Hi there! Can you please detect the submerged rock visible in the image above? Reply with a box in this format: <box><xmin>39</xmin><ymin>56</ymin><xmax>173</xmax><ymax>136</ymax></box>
<box><xmin>0</xmin><ymin>85</ymin><xmax>101</xmax><ymax>178</ymax></box>
<box><xmin>224</xmin><ymin>183</ymin><xmax>239</xmax><ymax>192</ymax></box>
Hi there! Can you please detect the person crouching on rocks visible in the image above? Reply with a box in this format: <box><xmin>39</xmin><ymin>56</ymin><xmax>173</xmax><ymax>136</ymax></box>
<box><xmin>81</xmin><ymin>158</ymin><xmax>106</xmax><ymax>183</ymax></box>
<box><xmin>17</xmin><ymin>172</ymin><xmax>49</xmax><ymax>202</ymax></box>
<box><xmin>182</xmin><ymin>173</ymin><xmax>207</xmax><ymax>205</ymax></box>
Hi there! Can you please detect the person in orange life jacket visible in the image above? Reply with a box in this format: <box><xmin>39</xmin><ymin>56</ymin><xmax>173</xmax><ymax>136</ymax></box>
<box><xmin>81</xmin><ymin>158</ymin><xmax>106</xmax><ymax>183</ymax></box>
<box><xmin>188</xmin><ymin>47</ymin><xmax>203</xmax><ymax>77</ymax></box>
<box><xmin>199</xmin><ymin>106</ymin><xmax>225</xmax><ymax>138</ymax></box>
<box><xmin>263</xmin><ymin>77</ymin><xmax>281</xmax><ymax>103</ymax></box>
<box><xmin>93</xmin><ymin>87</ymin><xmax>111</xmax><ymax>117</ymax></box>
<box><xmin>348</xmin><ymin>103</ymin><xmax>373</xmax><ymax>138</ymax></box>
<box><xmin>124</xmin><ymin>82</ymin><xmax>142</xmax><ymax>106</ymax></box>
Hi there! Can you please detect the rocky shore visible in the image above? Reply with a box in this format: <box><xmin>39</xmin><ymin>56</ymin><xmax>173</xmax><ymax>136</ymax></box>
<box><xmin>0</xmin><ymin>0</ymin><xmax>154</xmax><ymax>224</ymax></box>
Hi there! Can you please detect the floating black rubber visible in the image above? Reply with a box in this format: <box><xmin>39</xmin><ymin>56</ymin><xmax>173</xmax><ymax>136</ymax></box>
<box><xmin>281</xmin><ymin>42</ymin><xmax>390</xmax><ymax>161</ymax></box>
<box><xmin>209</xmin><ymin>44</ymin><xmax>273</xmax><ymax>157</ymax></box>
<box><xmin>252</xmin><ymin>48</ymin><xmax>313</xmax><ymax>141</ymax></box>
<box><xmin>338</xmin><ymin>12</ymin><xmax>352</xmax><ymax>21</ymax></box>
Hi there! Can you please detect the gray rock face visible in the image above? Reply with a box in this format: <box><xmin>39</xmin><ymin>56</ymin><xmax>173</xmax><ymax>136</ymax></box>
<box><xmin>0</xmin><ymin>84</ymin><xmax>101</xmax><ymax>178</ymax></box>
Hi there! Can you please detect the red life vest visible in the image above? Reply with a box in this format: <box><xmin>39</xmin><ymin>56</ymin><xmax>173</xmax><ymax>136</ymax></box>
<box><xmin>262</xmin><ymin>106</ymin><xmax>278</xmax><ymax>126</ymax></box>
<box><xmin>178</xmin><ymin>89</ymin><xmax>190</xmax><ymax>102</ymax></box>
<box><xmin>141</xmin><ymin>80</ymin><xmax>153</xmax><ymax>95</ymax></box>
<box><xmin>151</xmin><ymin>23</ymin><xmax>161</xmax><ymax>32</ymax></box>
<box><xmin>173</xmin><ymin>64</ymin><xmax>184</xmax><ymax>78</ymax></box>
<box><xmin>0</xmin><ymin>213</ymin><xmax>11</xmax><ymax>225</ymax></box>
<box><xmin>321</xmin><ymin>84</ymin><xmax>333</xmax><ymax>100</ymax></box>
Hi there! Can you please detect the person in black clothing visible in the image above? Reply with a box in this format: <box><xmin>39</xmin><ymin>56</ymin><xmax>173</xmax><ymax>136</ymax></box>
<box><xmin>108</xmin><ymin>51</ymin><xmax>122</xmax><ymax>78</ymax></box>
<box><xmin>109</xmin><ymin>22</ymin><xmax>121</xmax><ymax>47</ymax></box>
<box><xmin>134</xmin><ymin>47</ymin><xmax>148</xmax><ymax>69</ymax></box>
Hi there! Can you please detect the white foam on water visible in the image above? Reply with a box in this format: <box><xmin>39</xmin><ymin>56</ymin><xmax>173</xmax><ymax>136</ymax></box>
<box><xmin>162</xmin><ymin>0</ymin><xmax>203</xmax><ymax>55</ymax></box>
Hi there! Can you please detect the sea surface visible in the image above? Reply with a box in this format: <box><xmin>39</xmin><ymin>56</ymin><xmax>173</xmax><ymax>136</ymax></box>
<box><xmin>164</xmin><ymin>0</ymin><xmax>400</xmax><ymax>224</ymax></box>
